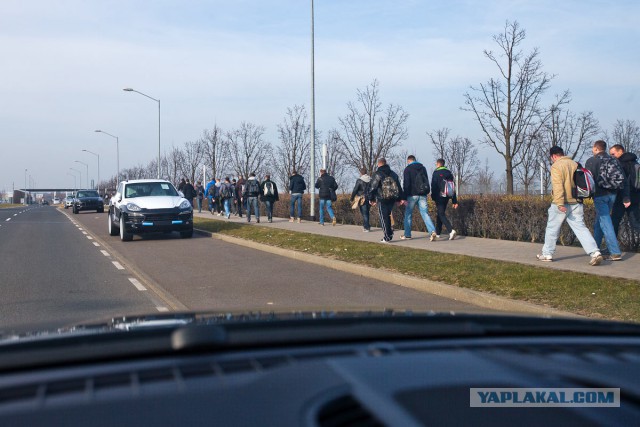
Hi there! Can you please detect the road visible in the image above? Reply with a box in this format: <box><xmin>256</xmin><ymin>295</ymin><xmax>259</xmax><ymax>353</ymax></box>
<box><xmin>0</xmin><ymin>205</ymin><xmax>493</xmax><ymax>334</ymax></box>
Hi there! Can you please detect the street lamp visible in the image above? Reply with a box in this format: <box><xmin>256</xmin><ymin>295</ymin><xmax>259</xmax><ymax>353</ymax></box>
<box><xmin>123</xmin><ymin>88</ymin><xmax>161</xmax><ymax>179</ymax></box>
<box><xmin>309</xmin><ymin>0</ymin><xmax>316</xmax><ymax>221</ymax></box>
<box><xmin>69</xmin><ymin>168</ymin><xmax>82</xmax><ymax>190</ymax></box>
<box><xmin>66</xmin><ymin>172</ymin><xmax>77</xmax><ymax>190</ymax></box>
<box><xmin>24</xmin><ymin>168</ymin><xmax>28</xmax><ymax>205</ymax></box>
<box><xmin>74</xmin><ymin>160</ymin><xmax>89</xmax><ymax>188</ymax></box>
<box><xmin>95</xmin><ymin>130</ymin><xmax>119</xmax><ymax>186</ymax></box>
<box><xmin>83</xmin><ymin>149</ymin><xmax>100</xmax><ymax>195</ymax></box>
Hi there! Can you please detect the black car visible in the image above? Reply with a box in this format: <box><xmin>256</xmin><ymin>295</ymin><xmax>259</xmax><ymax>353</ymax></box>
<box><xmin>73</xmin><ymin>190</ymin><xmax>104</xmax><ymax>214</ymax></box>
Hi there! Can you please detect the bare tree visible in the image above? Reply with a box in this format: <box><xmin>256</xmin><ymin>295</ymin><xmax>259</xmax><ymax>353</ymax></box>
<box><xmin>274</xmin><ymin>105</ymin><xmax>312</xmax><ymax>192</ymax></box>
<box><xmin>475</xmin><ymin>158</ymin><xmax>495</xmax><ymax>194</ymax></box>
<box><xmin>611</xmin><ymin>119</ymin><xmax>640</xmax><ymax>153</ymax></box>
<box><xmin>228</xmin><ymin>122</ymin><xmax>271</xmax><ymax>179</ymax></box>
<box><xmin>166</xmin><ymin>145</ymin><xmax>184</xmax><ymax>186</ymax></box>
<box><xmin>179</xmin><ymin>140</ymin><xmax>205</xmax><ymax>184</ymax></box>
<box><xmin>513</xmin><ymin>132</ymin><xmax>540</xmax><ymax>195</ymax></box>
<box><xmin>462</xmin><ymin>20</ymin><xmax>557</xmax><ymax>194</ymax></box>
<box><xmin>201</xmin><ymin>125</ymin><xmax>231</xmax><ymax>181</ymax></box>
<box><xmin>449</xmin><ymin>137</ymin><xmax>479</xmax><ymax>195</ymax></box>
<box><xmin>428</xmin><ymin>127</ymin><xmax>452</xmax><ymax>166</ymax></box>
<box><xmin>337</xmin><ymin>79</ymin><xmax>409</xmax><ymax>176</ymax></box>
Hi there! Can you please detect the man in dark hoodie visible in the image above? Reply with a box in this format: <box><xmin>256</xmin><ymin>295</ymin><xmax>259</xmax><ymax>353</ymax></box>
<box><xmin>315</xmin><ymin>169</ymin><xmax>338</xmax><ymax>226</ymax></box>
<box><xmin>431</xmin><ymin>159</ymin><xmax>458</xmax><ymax>240</ymax></box>
<box><xmin>400</xmin><ymin>155</ymin><xmax>437</xmax><ymax>241</ymax></box>
<box><xmin>182</xmin><ymin>179</ymin><xmax>196</xmax><ymax>208</ymax></box>
<box><xmin>260</xmin><ymin>174</ymin><xmax>279</xmax><ymax>223</ymax></box>
<box><xmin>289</xmin><ymin>170</ymin><xmax>306</xmax><ymax>223</ymax></box>
<box><xmin>350</xmin><ymin>167</ymin><xmax>371</xmax><ymax>232</ymax></box>
<box><xmin>368</xmin><ymin>158</ymin><xmax>402</xmax><ymax>243</ymax></box>
<box><xmin>609</xmin><ymin>144</ymin><xmax>640</xmax><ymax>238</ymax></box>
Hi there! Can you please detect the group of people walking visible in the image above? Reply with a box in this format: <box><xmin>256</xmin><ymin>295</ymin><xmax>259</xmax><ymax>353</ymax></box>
<box><xmin>538</xmin><ymin>140</ymin><xmax>639</xmax><ymax>265</ymax></box>
<box><xmin>349</xmin><ymin>156</ymin><xmax>458</xmax><ymax>243</ymax></box>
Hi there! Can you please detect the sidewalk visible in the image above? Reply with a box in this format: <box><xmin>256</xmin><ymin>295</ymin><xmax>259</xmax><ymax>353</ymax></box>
<box><xmin>194</xmin><ymin>211</ymin><xmax>639</xmax><ymax>282</ymax></box>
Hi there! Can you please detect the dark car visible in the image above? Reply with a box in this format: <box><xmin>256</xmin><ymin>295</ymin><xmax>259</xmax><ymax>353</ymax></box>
<box><xmin>73</xmin><ymin>190</ymin><xmax>104</xmax><ymax>214</ymax></box>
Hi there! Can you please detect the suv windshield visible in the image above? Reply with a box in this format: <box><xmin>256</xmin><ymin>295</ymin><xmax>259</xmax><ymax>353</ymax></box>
<box><xmin>124</xmin><ymin>182</ymin><xmax>178</xmax><ymax>198</ymax></box>
<box><xmin>75</xmin><ymin>191</ymin><xmax>99</xmax><ymax>198</ymax></box>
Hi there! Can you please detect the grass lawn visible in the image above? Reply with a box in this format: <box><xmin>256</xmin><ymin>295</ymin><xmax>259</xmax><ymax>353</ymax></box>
<box><xmin>195</xmin><ymin>217</ymin><xmax>640</xmax><ymax>322</ymax></box>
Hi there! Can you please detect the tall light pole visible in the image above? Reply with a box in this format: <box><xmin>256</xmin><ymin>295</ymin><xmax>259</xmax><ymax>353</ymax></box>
<box><xmin>123</xmin><ymin>88</ymin><xmax>161</xmax><ymax>179</ymax></box>
<box><xmin>69</xmin><ymin>168</ymin><xmax>82</xmax><ymax>190</ymax></box>
<box><xmin>95</xmin><ymin>130</ymin><xmax>119</xmax><ymax>186</ymax></box>
<box><xmin>75</xmin><ymin>160</ymin><xmax>89</xmax><ymax>188</ymax></box>
<box><xmin>310</xmin><ymin>0</ymin><xmax>316</xmax><ymax>221</ymax></box>
<box><xmin>66</xmin><ymin>172</ymin><xmax>77</xmax><ymax>190</ymax></box>
<box><xmin>83</xmin><ymin>149</ymin><xmax>100</xmax><ymax>195</ymax></box>
<box><xmin>24</xmin><ymin>168</ymin><xmax>28</xmax><ymax>205</ymax></box>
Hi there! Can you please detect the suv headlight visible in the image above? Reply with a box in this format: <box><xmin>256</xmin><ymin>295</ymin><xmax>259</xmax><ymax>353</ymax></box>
<box><xmin>126</xmin><ymin>202</ymin><xmax>142</xmax><ymax>212</ymax></box>
<box><xmin>178</xmin><ymin>200</ymin><xmax>192</xmax><ymax>210</ymax></box>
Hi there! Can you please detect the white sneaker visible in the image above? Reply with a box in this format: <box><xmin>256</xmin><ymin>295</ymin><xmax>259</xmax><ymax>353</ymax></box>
<box><xmin>449</xmin><ymin>229</ymin><xmax>457</xmax><ymax>240</ymax></box>
<box><xmin>379</xmin><ymin>239</ymin><xmax>389</xmax><ymax>243</ymax></box>
<box><xmin>536</xmin><ymin>254</ymin><xmax>553</xmax><ymax>262</ymax></box>
<box><xmin>430</xmin><ymin>231</ymin><xmax>437</xmax><ymax>242</ymax></box>
<box><xmin>363</xmin><ymin>229</ymin><xmax>370</xmax><ymax>232</ymax></box>
<box><xmin>590</xmin><ymin>251</ymin><xmax>603</xmax><ymax>266</ymax></box>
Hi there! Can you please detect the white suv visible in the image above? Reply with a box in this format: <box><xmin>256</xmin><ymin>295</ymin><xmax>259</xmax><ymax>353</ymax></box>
<box><xmin>107</xmin><ymin>179</ymin><xmax>193</xmax><ymax>241</ymax></box>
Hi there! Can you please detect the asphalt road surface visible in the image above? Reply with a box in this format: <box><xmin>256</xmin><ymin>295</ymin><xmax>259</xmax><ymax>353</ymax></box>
<box><xmin>0</xmin><ymin>205</ymin><xmax>493</xmax><ymax>334</ymax></box>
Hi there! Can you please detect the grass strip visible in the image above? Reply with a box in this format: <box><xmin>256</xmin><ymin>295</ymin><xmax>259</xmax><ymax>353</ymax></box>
<box><xmin>0</xmin><ymin>204</ymin><xmax>24</xmax><ymax>209</ymax></box>
<box><xmin>194</xmin><ymin>217</ymin><xmax>640</xmax><ymax>322</ymax></box>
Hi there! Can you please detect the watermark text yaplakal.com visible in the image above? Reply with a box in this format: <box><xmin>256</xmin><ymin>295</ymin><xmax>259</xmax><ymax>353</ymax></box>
<box><xmin>470</xmin><ymin>388</ymin><xmax>620</xmax><ymax>407</ymax></box>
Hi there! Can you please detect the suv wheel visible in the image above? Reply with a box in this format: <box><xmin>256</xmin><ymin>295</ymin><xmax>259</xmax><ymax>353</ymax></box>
<box><xmin>108</xmin><ymin>212</ymin><xmax>118</xmax><ymax>236</ymax></box>
<box><xmin>97</xmin><ymin>206</ymin><xmax>104</xmax><ymax>213</ymax></box>
<box><xmin>180</xmin><ymin>228</ymin><xmax>194</xmax><ymax>239</ymax></box>
<box><xmin>72</xmin><ymin>206</ymin><xmax>78</xmax><ymax>214</ymax></box>
<box><xmin>119</xmin><ymin>216</ymin><xmax>133</xmax><ymax>241</ymax></box>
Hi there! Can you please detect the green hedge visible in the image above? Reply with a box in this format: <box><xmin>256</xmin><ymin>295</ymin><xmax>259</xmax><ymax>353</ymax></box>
<box><xmin>206</xmin><ymin>194</ymin><xmax>639</xmax><ymax>252</ymax></box>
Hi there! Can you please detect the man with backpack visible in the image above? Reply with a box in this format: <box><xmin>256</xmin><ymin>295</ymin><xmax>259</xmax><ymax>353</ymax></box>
<box><xmin>538</xmin><ymin>146</ymin><xmax>603</xmax><ymax>265</ymax></box>
<box><xmin>205</xmin><ymin>177</ymin><xmax>217</xmax><ymax>214</ymax></box>
<box><xmin>315</xmin><ymin>169</ymin><xmax>338</xmax><ymax>226</ymax></box>
<box><xmin>235</xmin><ymin>175</ymin><xmax>245</xmax><ymax>218</ymax></box>
<box><xmin>585</xmin><ymin>140</ymin><xmax>624</xmax><ymax>260</ymax></box>
<box><xmin>289</xmin><ymin>170</ymin><xmax>306</xmax><ymax>223</ymax></box>
<box><xmin>431</xmin><ymin>159</ymin><xmax>458</xmax><ymax>241</ymax></box>
<box><xmin>243</xmin><ymin>172</ymin><xmax>261</xmax><ymax>223</ymax></box>
<box><xmin>260</xmin><ymin>174</ymin><xmax>279</xmax><ymax>223</ymax></box>
<box><xmin>609</xmin><ymin>144</ymin><xmax>640</xmax><ymax>238</ymax></box>
<box><xmin>195</xmin><ymin>180</ymin><xmax>205</xmax><ymax>213</ymax></box>
<box><xmin>219</xmin><ymin>177</ymin><xmax>235</xmax><ymax>219</ymax></box>
<box><xmin>368</xmin><ymin>158</ymin><xmax>402</xmax><ymax>243</ymax></box>
<box><xmin>400</xmin><ymin>155</ymin><xmax>437</xmax><ymax>241</ymax></box>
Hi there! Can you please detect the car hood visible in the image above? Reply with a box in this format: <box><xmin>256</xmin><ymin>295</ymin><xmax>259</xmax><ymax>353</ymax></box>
<box><xmin>126</xmin><ymin>196</ymin><xmax>187</xmax><ymax>209</ymax></box>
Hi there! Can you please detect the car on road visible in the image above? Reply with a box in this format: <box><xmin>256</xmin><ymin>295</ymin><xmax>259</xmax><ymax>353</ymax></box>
<box><xmin>52</xmin><ymin>197</ymin><xmax>60</xmax><ymax>204</ymax></box>
<box><xmin>64</xmin><ymin>196</ymin><xmax>75</xmax><ymax>209</ymax></box>
<box><xmin>107</xmin><ymin>179</ymin><xmax>193</xmax><ymax>241</ymax></box>
<box><xmin>72</xmin><ymin>190</ymin><xmax>104</xmax><ymax>214</ymax></box>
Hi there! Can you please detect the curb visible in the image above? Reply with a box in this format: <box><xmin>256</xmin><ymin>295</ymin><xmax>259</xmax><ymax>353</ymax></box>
<box><xmin>194</xmin><ymin>228</ymin><xmax>581</xmax><ymax>318</ymax></box>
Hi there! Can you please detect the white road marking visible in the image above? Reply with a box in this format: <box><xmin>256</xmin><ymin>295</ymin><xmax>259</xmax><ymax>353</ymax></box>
<box><xmin>128</xmin><ymin>278</ymin><xmax>147</xmax><ymax>291</ymax></box>
<box><xmin>13</xmin><ymin>214</ymin><xmax>17</xmax><ymax>216</ymax></box>
<box><xmin>112</xmin><ymin>261</ymin><xmax>125</xmax><ymax>270</ymax></box>
<box><xmin>82</xmin><ymin>231</ymin><xmax>87</xmax><ymax>235</ymax></box>
<box><xmin>100</xmin><ymin>250</ymin><xmax>110</xmax><ymax>257</ymax></box>
<box><xmin>92</xmin><ymin>242</ymin><xmax>100</xmax><ymax>247</ymax></box>
<box><xmin>86</xmin><ymin>236</ymin><xmax>93</xmax><ymax>240</ymax></box>
<box><xmin>78</xmin><ymin>228</ymin><xmax>83</xmax><ymax>231</ymax></box>
<box><xmin>156</xmin><ymin>307</ymin><xmax>169</xmax><ymax>312</ymax></box>
<box><xmin>5</xmin><ymin>218</ymin><xmax>10</xmax><ymax>222</ymax></box>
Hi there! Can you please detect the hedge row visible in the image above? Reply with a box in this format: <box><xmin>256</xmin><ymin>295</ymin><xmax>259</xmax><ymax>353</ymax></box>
<box><xmin>207</xmin><ymin>194</ymin><xmax>640</xmax><ymax>252</ymax></box>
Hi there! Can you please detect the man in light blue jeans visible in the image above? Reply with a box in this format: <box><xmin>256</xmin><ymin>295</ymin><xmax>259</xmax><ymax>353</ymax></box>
<box><xmin>592</xmin><ymin>193</ymin><xmax>622</xmax><ymax>256</ymax></box>
<box><xmin>538</xmin><ymin>146</ymin><xmax>603</xmax><ymax>266</ymax></box>
<box><xmin>403</xmin><ymin>196</ymin><xmax>436</xmax><ymax>238</ymax></box>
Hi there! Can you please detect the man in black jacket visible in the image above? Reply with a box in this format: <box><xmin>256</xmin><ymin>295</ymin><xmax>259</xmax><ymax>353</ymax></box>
<box><xmin>400</xmin><ymin>155</ymin><xmax>437</xmax><ymax>241</ymax></box>
<box><xmin>431</xmin><ymin>159</ymin><xmax>458</xmax><ymax>240</ymax></box>
<box><xmin>182</xmin><ymin>179</ymin><xmax>196</xmax><ymax>208</ymax></box>
<box><xmin>609</xmin><ymin>144</ymin><xmax>640</xmax><ymax>238</ymax></box>
<box><xmin>315</xmin><ymin>169</ymin><xmax>338</xmax><ymax>226</ymax></box>
<box><xmin>289</xmin><ymin>170</ymin><xmax>306</xmax><ymax>223</ymax></box>
<box><xmin>260</xmin><ymin>174</ymin><xmax>279</xmax><ymax>223</ymax></box>
<box><xmin>368</xmin><ymin>158</ymin><xmax>402</xmax><ymax>242</ymax></box>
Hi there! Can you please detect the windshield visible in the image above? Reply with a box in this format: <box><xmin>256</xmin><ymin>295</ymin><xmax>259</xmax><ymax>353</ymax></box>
<box><xmin>0</xmin><ymin>1</ymin><xmax>638</xmax><ymax>342</ymax></box>
<box><xmin>76</xmin><ymin>191</ymin><xmax>100</xmax><ymax>198</ymax></box>
<box><xmin>124</xmin><ymin>182</ymin><xmax>178</xmax><ymax>198</ymax></box>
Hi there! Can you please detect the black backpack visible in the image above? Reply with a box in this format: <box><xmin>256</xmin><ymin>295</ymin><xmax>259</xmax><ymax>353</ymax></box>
<box><xmin>379</xmin><ymin>174</ymin><xmax>400</xmax><ymax>201</ymax></box>
<box><xmin>246</xmin><ymin>179</ymin><xmax>260</xmax><ymax>195</ymax></box>
<box><xmin>597</xmin><ymin>156</ymin><xmax>625</xmax><ymax>190</ymax></box>
<box><xmin>263</xmin><ymin>181</ymin><xmax>274</xmax><ymax>197</ymax></box>
<box><xmin>414</xmin><ymin>168</ymin><xmax>430</xmax><ymax>195</ymax></box>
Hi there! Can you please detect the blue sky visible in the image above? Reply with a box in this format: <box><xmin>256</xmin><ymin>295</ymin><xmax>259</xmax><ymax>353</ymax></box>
<box><xmin>1</xmin><ymin>0</ymin><xmax>639</xmax><ymax>191</ymax></box>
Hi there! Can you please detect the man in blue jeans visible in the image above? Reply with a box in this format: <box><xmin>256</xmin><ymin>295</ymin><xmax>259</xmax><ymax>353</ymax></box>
<box><xmin>585</xmin><ymin>140</ymin><xmax>624</xmax><ymax>260</ymax></box>
<box><xmin>400</xmin><ymin>155</ymin><xmax>436</xmax><ymax>241</ymax></box>
<box><xmin>538</xmin><ymin>146</ymin><xmax>603</xmax><ymax>266</ymax></box>
<box><xmin>315</xmin><ymin>169</ymin><xmax>338</xmax><ymax>226</ymax></box>
<box><xmin>288</xmin><ymin>170</ymin><xmax>306</xmax><ymax>223</ymax></box>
